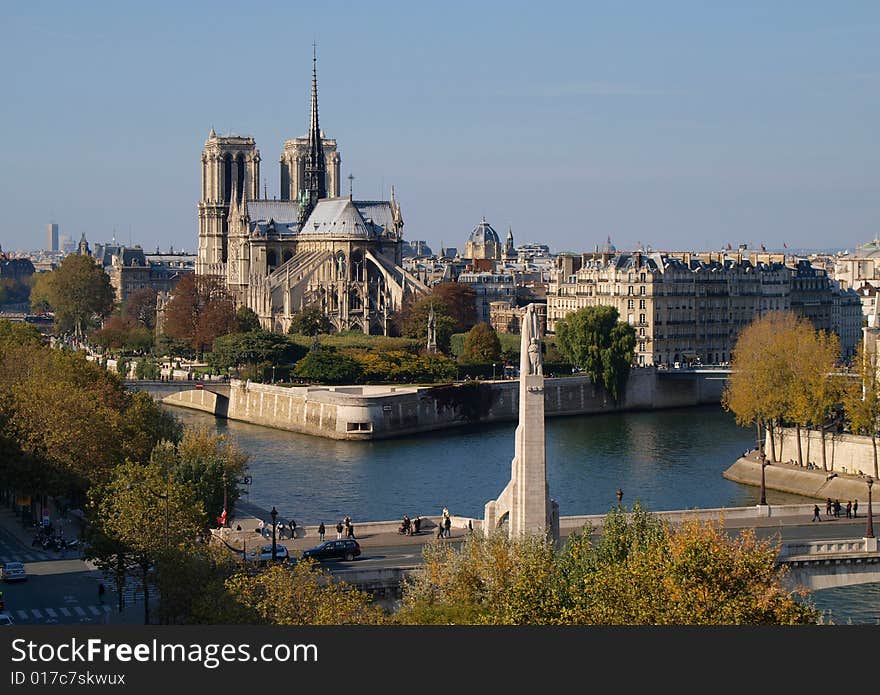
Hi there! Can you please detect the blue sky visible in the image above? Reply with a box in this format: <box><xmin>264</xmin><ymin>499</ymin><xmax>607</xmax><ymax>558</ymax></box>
<box><xmin>1</xmin><ymin>1</ymin><xmax>878</xmax><ymax>255</ymax></box>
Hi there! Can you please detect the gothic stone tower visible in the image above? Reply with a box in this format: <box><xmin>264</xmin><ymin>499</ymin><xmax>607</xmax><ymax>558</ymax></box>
<box><xmin>197</xmin><ymin>129</ymin><xmax>261</xmax><ymax>275</ymax></box>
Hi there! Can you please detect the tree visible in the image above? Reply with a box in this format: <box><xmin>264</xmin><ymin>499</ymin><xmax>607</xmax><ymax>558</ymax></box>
<box><xmin>431</xmin><ymin>282</ymin><xmax>477</xmax><ymax>332</ymax></box>
<box><xmin>123</xmin><ymin>287</ymin><xmax>158</xmax><ymax>330</ymax></box>
<box><xmin>234</xmin><ymin>306</ymin><xmax>261</xmax><ymax>333</ymax></box>
<box><xmin>554</xmin><ymin>306</ymin><xmax>636</xmax><ymax>400</ymax></box>
<box><xmin>724</xmin><ymin>312</ymin><xmax>840</xmax><ymax>464</ymax></box>
<box><xmin>39</xmin><ymin>254</ymin><xmax>115</xmax><ymax>337</ymax></box>
<box><xmin>400</xmin><ymin>297</ymin><xmax>456</xmax><ymax>353</ymax></box>
<box><xmin>90</xmin><ymin>314</ymin><xmax>153</xmax><ymax>352</ymax></box>
<box><xmin>293</xmin><ymin>346</ymin><xmax>363</xmax><ymax>384</ymax></box>
<box><xmin>461</xmin><ymin>322</ymin><xmax>502</xmax><ymax>364</ymax></box>
<box><xmin>209</xmin><ymin>331</ymin><xmax>306</xmax><ymax>375</ymax></box>
<box><xmin>843</xmin><ymin>341</ymin><xmax>880</xmax><ymax>479</ymax></box>
<box><xmin>287</xmin><ymin>305</ymin><xmax>332</xmax><ymax>336</ymax></box>
<box><xmin>149</xmin><ymin>427</ymin><xmax>249</xmax><ymax>525</ymax></box>
<box><xmin>162</xmin><ymin>274</ymin><xmax>236</xmax><ymax>355</ymax></box>
<box><xmin>723</xmin><ymin>312</ymin><xmax>802</xmax><ymax>462</ymax></box>
<box><xmin>89</xmin><ymin>460</ymin><xmax>206</xmax><ymax>624</ymax></box>
<box><xmin>211</xmin><ymin>562</ymin><xmax>386</xmax><ymax>625</ymax></box>
<box><xmin>395</xmin><ymin>505</ymin><xmax>818</xmax><ymax>625</ymax></box>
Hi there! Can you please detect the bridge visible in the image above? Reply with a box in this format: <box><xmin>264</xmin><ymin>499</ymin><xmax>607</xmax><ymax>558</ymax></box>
<box><xmin>212</xmin><ymin>503</ymin><xmax>880</xmax><ymax>599</ymax></box>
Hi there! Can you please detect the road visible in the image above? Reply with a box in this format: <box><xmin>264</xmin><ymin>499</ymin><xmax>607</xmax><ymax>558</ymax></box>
<box><xmin>0</xmin><ymin>524</ymin><xmax>139</xmax><ymax>626</ymax></box>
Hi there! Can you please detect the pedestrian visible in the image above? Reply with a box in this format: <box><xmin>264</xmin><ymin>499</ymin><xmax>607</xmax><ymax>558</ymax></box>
<box><xmin>346</xmin><ymin>522</ymin><xmax>356</xmax><ymax>539</ymax></box>
<box><xmin>318</xmin><ymin>522</ymin><xmax>325</xmax><ymax>541</ymax></box>
<box><xmin>290</xmin><ymin>519</ymin><xmax>297</xmax><ymax>539</ymax></box>
<box><xmin>846</xmin><ymin>501</ymin><xmax>852</xmax><ymax>519</ymax></box>
<box><xmin>335</xmin><ymin>521</ymin><xmax>343</xmax><ymax>539</ymax></box>
<box><xmin>826</xmin><ymin>498</ymin><xmax>832</xmax><ymax>517</ymax></box>
<box><xmin>442</xmin><ymin>506</ymin><xmax>449</xmax><ymax>520</ymax></box>
<box><xmin>443</xmin><ymin>515</ymin><xmax>452</xmax><ymax>538</ymax></box>
<box><xmin>413</xmin><ymin>516</ymin><xmax>421</xmax><ymax>534</ymax></box>
<box><xmin>812</xmin><ymin>504</ymin><xmax>821</xmax><ymax>522</ymax></box>
<box><xmin>853</xmin><ymin>499</ymin><xmax>859</xmax><ymax>518</ymax></box>
<box><xmin>258</xmin><ymin>519</ymin><xmax>266</xmax><ymax>537</ymax></box>
<box><xmin>834</xmin><ymin>499</ymin><xmax>841</xmax><ymax>518</ymax></box>
<box><xmin>436</xmin><ymin>523</ymin><xmax>444</xmax><ymax>539</ymax></box>
<box><xmin>98</xmin><ymin>582</ymin><xmax>106</xmax><ymax>604</ymax></box>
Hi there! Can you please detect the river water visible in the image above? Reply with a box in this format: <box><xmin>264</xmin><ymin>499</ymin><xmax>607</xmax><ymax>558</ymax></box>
<box><xmin>163</xmin><ymin>403</ymin><xmax>880</xmax><ymax>625</ymax></box>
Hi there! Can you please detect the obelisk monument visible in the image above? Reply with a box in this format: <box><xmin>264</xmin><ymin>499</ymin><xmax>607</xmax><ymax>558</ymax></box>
<box><xmin>484</xmin><ymin>303</ymin><xmax>559</xmax><ymax>540</ymax></box>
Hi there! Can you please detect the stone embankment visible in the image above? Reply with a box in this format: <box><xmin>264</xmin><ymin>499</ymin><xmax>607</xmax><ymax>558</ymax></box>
<box><xmin>161</xmin><ymin>367</ymin><xmax>726</xmax><ymax>440</ymax></box>
<box><xmin>724</xmin><ymin>451</ymin><xmax>875</xmax><ymax>503</ymax></box>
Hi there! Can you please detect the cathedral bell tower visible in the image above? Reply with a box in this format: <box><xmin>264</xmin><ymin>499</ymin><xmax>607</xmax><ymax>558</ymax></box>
<box><xmin>197</xmin><ymin>128</ymin><xmax>260</xmax><ymax>275</ymax></box>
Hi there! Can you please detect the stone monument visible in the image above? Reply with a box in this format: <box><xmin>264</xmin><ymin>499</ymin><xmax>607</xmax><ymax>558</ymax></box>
<box><xmin>426</xmin><ymin>303</ymin><xmax>438</xmax><ymax>354</ymax></box>
<box><xmin>484</xmin><ymin>303</ymin><xmax>560</xmax><ymax>540</ymax></box>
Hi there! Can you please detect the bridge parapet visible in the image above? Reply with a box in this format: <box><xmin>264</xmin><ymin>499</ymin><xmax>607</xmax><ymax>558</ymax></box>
<box><xmin>779</xmin><ymin>539</ymin><xmax>874</xmax><ymax>560</ymax></box>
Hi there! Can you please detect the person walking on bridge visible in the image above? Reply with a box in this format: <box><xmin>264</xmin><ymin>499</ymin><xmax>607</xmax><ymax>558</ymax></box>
<box><xmin>826</xmin><ymin>498</ymin><xmax>832</xmax><ymax>517</ymax></box>
<box><xmin>812</xmin><ymin>505</ymin><xmax>821</xmax><ymax>522</ymax></box>
<box><xmin>853</xmin><ymin>499</ymin><xmax>858</xmax><ymax>518</ymax></box>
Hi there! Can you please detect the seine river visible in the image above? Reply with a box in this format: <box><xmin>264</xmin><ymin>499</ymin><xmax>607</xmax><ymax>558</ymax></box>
<box><xmin>164</xmin><ymin>403</ymin><xmax>880</xmax><ymax>625</ymax></box>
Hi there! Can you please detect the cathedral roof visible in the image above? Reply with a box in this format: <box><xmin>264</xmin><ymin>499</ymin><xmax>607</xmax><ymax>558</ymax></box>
<box><xmin>299</xmin><ymin>198</ymin><xmax>376</xmax><ymax>239</ymax></box>
<box><xmin>247</xmin><ymin>200</ymin><xmax>300</xmax><ymax>226</ymax></box>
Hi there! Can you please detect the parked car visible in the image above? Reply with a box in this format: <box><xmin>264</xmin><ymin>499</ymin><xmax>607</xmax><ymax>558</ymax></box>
<box><xmin>301</xmin><ymin>539</ymin><xmax>361</xmax><ymax>562</ymax></box>
<box><xmin>246</xmin><ymin>545</ymin><xmax>289</xmax><ymax>564</ymax></box>
<box><xmin>0</xmin><ymin>562</ymin><xmax>26</xmax><ymax>582</ymax></box>
<box><xmin>0</xmin><ymin>612</ymin><xmax>14</xmax><ymax>626</ymax></box>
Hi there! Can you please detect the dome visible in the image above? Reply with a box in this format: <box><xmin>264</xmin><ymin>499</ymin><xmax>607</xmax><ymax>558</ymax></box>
<box><xmin>468</xmin><ymin>218</ymin><xmax>500</xmax><ymax>246</ymax></box>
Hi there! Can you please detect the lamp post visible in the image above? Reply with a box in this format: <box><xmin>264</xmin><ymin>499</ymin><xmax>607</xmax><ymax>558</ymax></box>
<box><xmin>866</xmin><ymin>477</ymin><xmax>875</xmax><ymax>540</ymax></box>
<box><xmin>759</xmin><ymin>450</ymin><xmax>768</xmax><ymax>506</ymax></box>
<box><xmin>270</xmin><ymin>506</ymin><xmax>278</xmax><ymax>562</ymax></box>
<box><xmin>221</xmin><ymin>470</ymin><xmax>228</xmax><ymax>528</ymax></box>
<box><xmin>492</xmin><ymin>363</ymin><xmax>496</xmax><ymax>380</ymax></box>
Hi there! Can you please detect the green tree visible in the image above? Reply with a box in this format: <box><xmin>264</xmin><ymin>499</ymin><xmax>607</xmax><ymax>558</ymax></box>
<box><xmin>234</xmin><ymin>306</ymin><xmax>261</xmax><ymax>333</ymax></box>
<box><xmin>39</xmin><ymin>254</ymin><xmax>115</xmax><ymax>337</ymax></box>
<box><xmin>287</xmin><ymin>305</ymin><xmax>333</xmax><ymax>336</ymax></box>
<box><xmin>461</xmin><ymin>322</ymin><xmax>502</xmax><ymax>364</ymax></box>
<box><xmin>554</xmin><ymin>306</ymin><xmax>636</xmax><ymax>400</ymax></box>
<box><xmin>209</xmin><ymin>331</ymin><xmax>306</xmax><ymax>375</ymax></box>
<box><xmin>89</xmin><ymin>460</ymin><xmax>206</xmax><ymax>624</ymax></box>
<box><xmin>293</xmin><ymin>346</ymin><xmax>363</xmax><ymax>384</ymax></box>
<box><xmin>149</xmin><ymin>428</ymin><xmax>249</xmax><ymax>525</ymax></box>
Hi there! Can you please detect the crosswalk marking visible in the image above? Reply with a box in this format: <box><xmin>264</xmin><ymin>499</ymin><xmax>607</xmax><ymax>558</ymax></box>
<box><xmin>73</xmin><ymin>606</ymin><xmax>85</xmax><ymax>616</ymax></box>
<box><xmin>16</xmin><ymin>610</ymin><xmax>28</xmax><ymax>620</ymax></box>
<box><xmin>31</xmin><ymin>609</ymin><xmax>42</xmax><ymax>619</ymax></box>
<box><xmin>88</xmin><ymin>606</ymin><xmax>101</xmax><ymax>616</ymax></box>
<box><xmin>60</xmin><ymin>607</ymin><xmax>71</xmax><ymax>617</ymax></box>
<box><xmin>45</xmin><ymin>608</ymin><xmax>57</xmax><ymax>618</ymax></box>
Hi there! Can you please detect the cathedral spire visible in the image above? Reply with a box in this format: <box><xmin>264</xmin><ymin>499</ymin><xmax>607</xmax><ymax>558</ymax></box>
<box><xmin>300</xmin><ymin>45</ymin><xmax>327</xmax><ymax>224</ymax></box>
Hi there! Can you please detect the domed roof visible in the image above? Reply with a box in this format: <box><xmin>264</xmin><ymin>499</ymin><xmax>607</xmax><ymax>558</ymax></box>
<box><xmin>469</xmin><ymin>217</ymin><xmax>500</xmax><ymax>245</ymax></box>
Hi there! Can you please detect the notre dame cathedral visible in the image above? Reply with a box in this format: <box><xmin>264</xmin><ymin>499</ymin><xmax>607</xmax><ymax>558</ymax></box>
<box><xmin>196</xmin><ymin>53</ymin><xmax>428</xmax><ymax>334</ymax></box>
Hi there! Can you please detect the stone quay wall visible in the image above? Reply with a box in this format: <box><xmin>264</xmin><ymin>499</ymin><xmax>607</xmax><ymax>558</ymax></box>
<box><xmin>162</xmin><ymin>368</ymin><xmax>726</xmax><ymax>440</ymax></box>
<box><xmin>765</xmin><ymin>427</ymin><xmax>879</xmax><ymax>477</ymax></box>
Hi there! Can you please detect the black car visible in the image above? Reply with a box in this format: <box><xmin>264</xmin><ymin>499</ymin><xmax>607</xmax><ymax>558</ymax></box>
<box><xmin>301</xmin><ymin>539</ymin><xmax>361</xmax><ymax>562</ymax></box>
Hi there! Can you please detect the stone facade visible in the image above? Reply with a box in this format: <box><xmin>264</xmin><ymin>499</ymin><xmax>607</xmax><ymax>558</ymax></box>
<box><xmin>195</xmin><ymin>57</ymin><xmax>427</xmax><ymax>334</ymax></box>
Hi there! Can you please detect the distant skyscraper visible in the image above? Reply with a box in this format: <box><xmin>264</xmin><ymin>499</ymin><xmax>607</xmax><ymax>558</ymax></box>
<box><xmin>47</xmin><ymin>223</ymin><xmax>59</xmax><ymax>252</ymax></box>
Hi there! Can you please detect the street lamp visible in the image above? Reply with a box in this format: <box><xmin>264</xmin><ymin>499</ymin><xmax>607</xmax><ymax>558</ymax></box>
<box><xmin>270</xmin><ymin>506</ymin><xmax>278</xmax><ymax>562</ymax></box>
<box><xmin>492</xmin><ymin>363</ymin><xmax>496</xmax><ymax>380</ymax></box>
<box><xmin>866</xmin><ymin>477</ymin><xmax>875</xmax><ymax>540</ymax></box>
<box><xmin>759</xmin><ymin>451</ymin><xmax>768</xmax><ymax>506</ymax></box>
